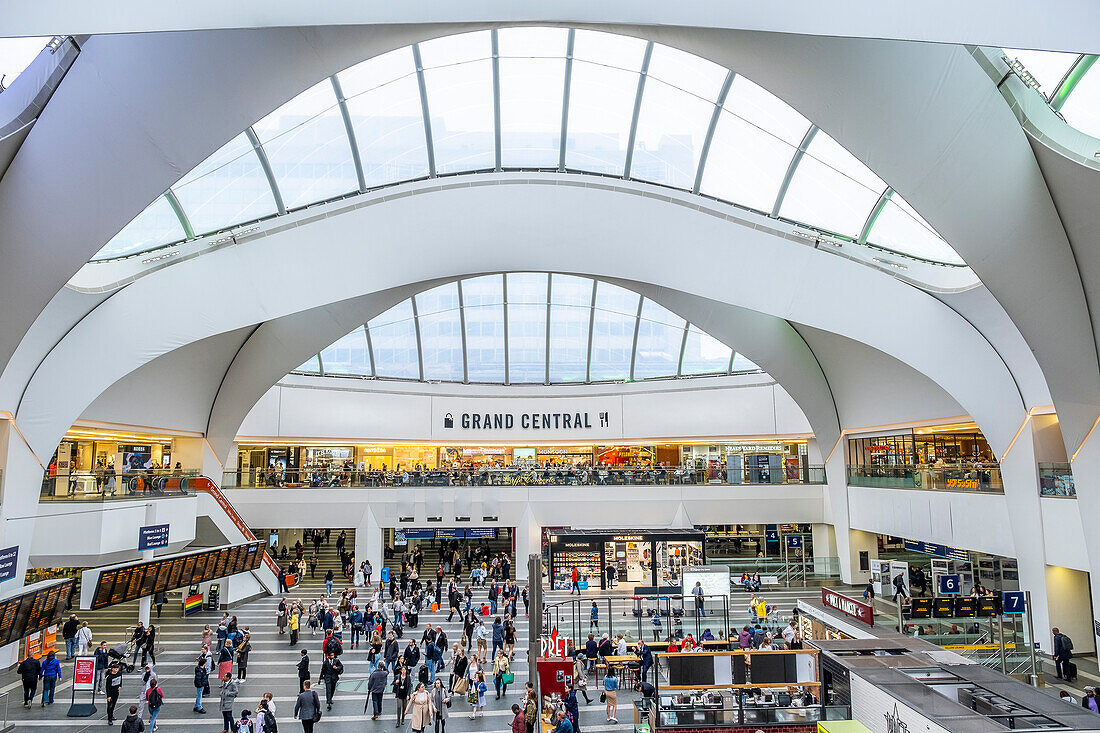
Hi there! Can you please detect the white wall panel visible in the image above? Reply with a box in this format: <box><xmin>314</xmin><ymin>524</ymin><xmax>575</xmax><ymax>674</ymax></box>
<box><xmin>1041</xmin><ymin>497</ymin><xmax>1088</xmax><ymax>571</ymax></box>
<box><xmin>847</xmin><ymin>485</ymin><xmax>1016</xmax><ymax>558</ymax></box>
<box><xmin>238</xmin><ymin>378</ymin><xmax>812</xmax><ymax>443</ymax></box>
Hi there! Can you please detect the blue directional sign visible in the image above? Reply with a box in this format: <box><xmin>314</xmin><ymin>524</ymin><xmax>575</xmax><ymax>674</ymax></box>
<box><xmin>765</xmin><ymin>530</ymin><xmax>780</xmax><ymax>542</ymax></box>
<box><xmin>786</xmin><ymin>535</ymin><xmax>803</xmax><ymax>549</ymax></box>
<box><xmin>138</xmin><ymin>524</ymin><xmax>170</xmax><ymax>551</ymax></box>
<box><xmin>0</xmin><ymin>546</ymin><xmax>18</xmax><ymax>583</ymax></box>
<box><xmin>1002</xmin><ymin>590</ymin><xmax>1026</xmax><ymax>615</ymax></box>
<box><xmin>938</xmin><ymin>574</ymin><xmax>961</xmax><ymax>595</ymax></box>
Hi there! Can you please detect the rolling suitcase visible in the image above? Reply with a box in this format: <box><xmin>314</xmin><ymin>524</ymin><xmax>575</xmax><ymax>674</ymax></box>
<box><xmin>1067</xmin><ymin>661</ymin><xmax>1078</xmax><ymax>681</ymax></box>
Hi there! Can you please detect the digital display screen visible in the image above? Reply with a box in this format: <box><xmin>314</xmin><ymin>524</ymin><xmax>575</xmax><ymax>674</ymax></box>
<box><xmin>909</xmin><ymin>598</ymin><xmax>933</xmax><ymax>619</ymax></box>
<box><xmin>90</xmin><ymin>543</ymin><xmax>262</xmax><ymax>610</ymax></box>
<box><xmin>977</xmin><ymin>596</ymin><xmax>1000</xmax><ymax>617</ymax></box>
<box><xmin>0</xmin><ymin>579</ymin><xmax>74</xmax><ymax>646</ymax></box>
<box><xmin>954</xmin><ymin>597</ymin><xmax>978</xmax><ymax>618</ymax></box>
<box><xmin>932</xmin><ymin>598</ymin><xmax>954</xmax><ymax>618</ymax></box>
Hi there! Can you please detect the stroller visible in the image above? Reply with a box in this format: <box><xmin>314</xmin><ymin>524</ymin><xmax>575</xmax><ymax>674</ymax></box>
<box><xmin>108</xmin><ymin>641</ymin><xmax>136</xmax><ymax>673</ymax></box>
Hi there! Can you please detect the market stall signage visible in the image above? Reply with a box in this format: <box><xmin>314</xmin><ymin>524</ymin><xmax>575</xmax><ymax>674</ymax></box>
<box><xmin>821</xmin><ymin>588</ymin><xmax>875</xmax><ymax>626</ymax></box>
<box><xmin>612</xmin><ymin>535</ymin><xmax>643</xmax><ymax>542</ymax></box>
<box><xmin>945</xmin><ymin>478</ymin><xmax>979</xmax><ymax>489</ymax></box>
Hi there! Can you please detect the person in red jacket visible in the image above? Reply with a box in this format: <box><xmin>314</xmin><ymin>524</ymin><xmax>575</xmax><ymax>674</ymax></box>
<box><xmin>570</xmin><ymin>567</ymin><xmax>580</xmax><ymax>595</ymax></box>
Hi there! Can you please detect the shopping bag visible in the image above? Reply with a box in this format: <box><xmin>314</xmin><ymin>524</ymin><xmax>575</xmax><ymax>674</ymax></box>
<box><xmin>431</xmin><ymin>603</ymin><xmax>439</xmax><ymax>612</ymax></box>
<box><xmin>454</xmin><ymin>678</ymin><xmax>469</xmax><ymax>694</ymax></box>
<box><xmin>467</xmin><ymin>689</ymin><xmax>479</xmax><ymax>704</ymax></box>
<box><xmin>579</xmin><ymin>581</ymin><xmax>589</xmax><ymax>590</ymax></box>
<box><xmin>481</xmin><ymin>605</ymin><xmax>490</xmax><ymax>616</ymax></box>
<box><xmin>502</xmin><ymin>672</ymin><xmax>515</xmax><ymax>685</ymax></box>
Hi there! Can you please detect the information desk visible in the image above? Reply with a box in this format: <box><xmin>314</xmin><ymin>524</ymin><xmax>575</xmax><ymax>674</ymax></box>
<box><xmin>80</xmin><ymin>541</ymin><xmax>263</xmax><ymax>610</ymax></box>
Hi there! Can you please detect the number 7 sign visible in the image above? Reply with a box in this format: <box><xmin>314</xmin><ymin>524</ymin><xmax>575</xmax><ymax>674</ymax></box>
<box><xmin>1002</xmin><ymin>591</ymin><xmax>1026</xmax><ymax>615</ymax></box>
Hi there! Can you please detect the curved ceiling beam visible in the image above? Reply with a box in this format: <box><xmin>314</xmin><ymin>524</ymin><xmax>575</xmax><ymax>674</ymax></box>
<box><xmin>201</xmin><ymin>279</ymin><xmax>841</xmax><ymax>464</ymax></box>
<box><xmin>16</xmin><ymin>180</ymin><xmax>1025</xmax><ymax>464</ymax></box>
<box><xmin>7</xmin><ymin>2</ymin><xmax>1100</xmax><ymax>53</ymax></box>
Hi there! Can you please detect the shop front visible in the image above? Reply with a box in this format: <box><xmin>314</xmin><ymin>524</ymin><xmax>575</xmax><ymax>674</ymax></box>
<box><xmin>547</xmin><ymin>528</ymin><xmax>706</xmax><ymax>590</ymax></box>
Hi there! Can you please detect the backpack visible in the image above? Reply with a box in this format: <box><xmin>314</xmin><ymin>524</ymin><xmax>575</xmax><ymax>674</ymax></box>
<box><xmin>1064</xmin><ymin>635</ymin><xmax>1074</xmax><ymax>651</ymax></box>
<box><xmin>148</xmin><ymin>686</ymin><xmax>163</xmax><ymax>709</ymax></box>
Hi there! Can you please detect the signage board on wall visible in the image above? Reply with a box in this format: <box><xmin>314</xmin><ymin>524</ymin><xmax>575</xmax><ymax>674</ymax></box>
<box><xmin>138</xmin><ymin>524</ymin><xmax>170</xmax><ymax>551</ymax></box>
<box><xmin>431</xmin><ymin>397</ymin><xmax>620</xmax><ymax>441</ymax></box>
<box><xmin>0</xmin><ymin>546</ymin><xmax>18</xmax><ymax>583</ymax></box>
<box><xmin>904</xmin><ymin>539</ymin><xmax>969</xmax><ymax>562</ymax></box>
<box><xmin>821</xmin><ymin>588</ymin><xmax>875</xmax><ymax>626</ymax></box>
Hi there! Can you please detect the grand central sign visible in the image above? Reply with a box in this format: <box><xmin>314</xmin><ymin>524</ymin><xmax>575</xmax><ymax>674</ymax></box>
<box><xmin>446</xmin><ymin>410</ymin><xmax>609</xmax><ymax>431</ymax></box>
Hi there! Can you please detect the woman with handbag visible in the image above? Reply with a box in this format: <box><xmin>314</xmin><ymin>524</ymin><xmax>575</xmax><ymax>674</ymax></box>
<box><xmin>492</xmin><ymin>650</ymin><xmax>511</xmax><ymax>699</ymax></box>
<box><xmin>603</xmin><ymin>668</ymin><xmax>619</xmax><ymax>724</ymax></box>
<box><xmin>406</xmin><ymin>682</ymin><xmax>435</xmax><ymax>733</ymax></box>
<box><xmin>430</xmin><ymin>679</ymin><xmax>450</xmax><ymax>733</ymax></box>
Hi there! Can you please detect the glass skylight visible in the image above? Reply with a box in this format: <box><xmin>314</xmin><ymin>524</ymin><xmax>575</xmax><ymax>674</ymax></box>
<box><xmin>90</xmin><ymin>28</ymin><xmax>966</xmax><ymax>267</ymax></box>
<box><xmin>0</xmin><ymin>37</ymin><xmax>50</xmax><ymax>89</ymax></box>
<box><xmin>301</xmin><ymin>274</ymin><xmax>767</xmax><ymax>385</ymax></box>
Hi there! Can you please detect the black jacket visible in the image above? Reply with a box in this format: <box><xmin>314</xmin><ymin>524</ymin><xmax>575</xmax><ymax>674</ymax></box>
<box><xmin>120</xmin><ymin>713</ymin><xmax>145</xmax><ymax>732</ymax></box>
<box><xmin>392</xmin><ymin>674</ymin><xmax>412</xmax><ymax>699</ymax></box>
<box><xmin>384</xmin><ymin>639</ymin><xmax>399</xmax><ymax>663</ymax></box>
<box><xmin>403</xmin><ymin>644</ymin><xmax>420</xmax><ymax>667</ymax></box>
<box><xmin>62</xmin><ymin>618</ymin><xmax>79</xmax><ymax>640</ymax></box>
<box><xmin>193</xmin><ymin>665</ymin><xmax>208</xmax><ymax>689</ymax></box>
<box><xmin>297</xmin><ymin>655</ymin><xmax>311</xmax><ymax>679</ymax></box>
<box><xmin>17</xmin><ymin>657</ymin><xmax>40</xmax><ymax>680</ymax></box>
<box><xmin>320</xmin><ymin>657</ymin><xmax>344</xmax><ymax>681</ymax></box>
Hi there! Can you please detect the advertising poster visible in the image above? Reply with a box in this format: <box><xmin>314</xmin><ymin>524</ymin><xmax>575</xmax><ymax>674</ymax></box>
<box><xmin>120</xmin><ymin>445</ymin><xmax>153</xmax><ymax>471</ymax></box>
<box><xmin>73</xmin><ymin>656</ymin><xmax>96</xmax><ymax>691</ymax></box>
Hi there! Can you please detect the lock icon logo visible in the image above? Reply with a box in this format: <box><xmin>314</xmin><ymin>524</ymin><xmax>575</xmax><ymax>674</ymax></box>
<box><xmin>444</xmin><ymin>413</ymin><xmax>454</xmax><ymax>428</ymax></box>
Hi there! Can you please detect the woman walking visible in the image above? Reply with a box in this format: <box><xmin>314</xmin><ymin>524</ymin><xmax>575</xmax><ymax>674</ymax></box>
<box><xmin>406</xmin><ymin>682</ymin><xmax>435</xmax><ymax>733</ymax></box>
<box><xmin>218</xmin><ymin>643</ymin><xmax>234</xmax><ymax>680</ymax></box>
<box><xmin>219</xmin><ymin>672</ymin><xmax>239</xmax><ymax>733</ymax></box>
<box><xmin>430</xmin><ymin>679</ymin><xmax>450</xmax><ymax>733</ymax></box>
<box><xmin>236</xmin><ymin>633</ymin><xmax>251</xmax><ymax>680</ymax></box>
<box><xmin>603</xmin><ymin>668</ymin><xmax>619</xmax><ymax>723</ymax></box>
<box><xmin>277</xmin><ymin>600</ymin><xmax>288</xmax><ymax>636</ymax></box>
<box><xmin>393</xmin><ymin>665</ymin><xmax>412</xmax><ymax>728</ymax></box>
<box><xmin>492</xmin><ymin>650</ymin><xmax>511</xmax><ymax>700</ymax></box>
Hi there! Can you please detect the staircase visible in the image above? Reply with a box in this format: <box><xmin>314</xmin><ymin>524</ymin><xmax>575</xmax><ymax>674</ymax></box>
<box><xmin>264</xmin><ymin>529</ymin><xmax>357</xmax><ymax>588</ymax></box>
<box><xmin>383</xmin><ymin>531</ymin><xmax>515</xmax><ymax>582</ymax></box>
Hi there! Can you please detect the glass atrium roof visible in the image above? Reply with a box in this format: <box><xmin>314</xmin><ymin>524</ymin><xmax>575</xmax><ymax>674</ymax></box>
<box><xmin>293</xmin><ymin>273</ymin><xmax>763</xmax><ymax>385</ymax></box>
<box><xmin>94</xmin><ymin>28</ymin><xmax>963</xmax><ymax>266</ymax></box>
<box><xmin>1003</xmin><ymin>48</ymin><xmax>1100</xmax><ymax>139</ymax></box>
<box><xmin>0</xmin><ymin>36</ymin><xmax>51</xmax><ymax>90</ymax></box>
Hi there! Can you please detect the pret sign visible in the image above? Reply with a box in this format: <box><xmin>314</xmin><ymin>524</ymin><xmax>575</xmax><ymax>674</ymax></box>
<box><xmin>138</xmin><ymin>524</ymin><xmax>170</xmax><ymax>551</ymax></box>
<box><xmin>73</xmin><ymin>656</ymin><xmax>95</xmax><ymax>691</ymax></box>
<box><xmin>821</xmin><ymin>588</ymin><xmax>875</xmax><ymax>626</ymax></box>
<box><xmin>0</xmin><ymin>546</ymin><xmax>18</xmax><ymax>583</ymax></box>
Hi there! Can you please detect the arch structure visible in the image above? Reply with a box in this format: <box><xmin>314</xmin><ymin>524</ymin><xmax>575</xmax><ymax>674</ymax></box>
<box><xmin>1</xmin><ymin>11</ymin><xmax>1100</xmax><ymax>656</ymax></box>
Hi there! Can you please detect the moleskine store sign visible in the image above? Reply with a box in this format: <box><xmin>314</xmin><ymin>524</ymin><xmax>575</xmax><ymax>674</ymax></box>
<box><xmin>822</xmin><ymin>588</ymin><xmax>875</xmax><ymax>626</ymax></box>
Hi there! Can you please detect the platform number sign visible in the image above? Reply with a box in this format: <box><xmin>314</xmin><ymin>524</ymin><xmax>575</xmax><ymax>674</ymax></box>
<box><xmin>938</xmin><ymin>574</ymin><xmax>961</xmax><ymax>596</ymax></box>
<box><xmin>1002</xmin><ymin>590</ymin><xmax>1026</xmax><ymax>615</ymax></box>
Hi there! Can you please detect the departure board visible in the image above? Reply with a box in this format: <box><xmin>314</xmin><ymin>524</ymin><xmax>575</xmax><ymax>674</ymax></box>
<box><xmin>226</xmin><ymin>546</ymin><xmax>241</xmax><ymax>575</ymax></box>
<box><xmin>0</xmin><ymin>579</ymin><xmax>74</xmax><ymax>646</ymax></box>
<box><xmin>932</xmin><ymin>598</ymin><xmax>954</xmax><ymax>618</ymax></box>
<box><xmin>110</xmin><ymin>568</ymin><xmax>132</xmax><ymax>606</ymax></box>
<box><xmin>180</xmin><ymin>556</ymin><xmax>197</xmax><ymax>587</ymax></box>
<box><xmin>977</xmin><ymin>596</ymin><xmax>1001</xmax><ymax>617</ymax></box>
<box><xmin>90</xmin><ymin>542</ymin><xmax>262</xmax><ymax>610</ymax></box>
<box><xmin>139</xmin><ymin>564</ymin><xmax>159</xmax><ymax>597</ymax></box>
<box><xmin>125</xmin><ymin>567</ymin><xmax>145</xmax><ymax>600</ymax></box>
<box><xmin>166</xmin><ymin>558</ymin><xmax>185</xmax><ymax>589</ymax></box>
<box><xmin>153</xmin><ymin>563</ymin><xmax>172</xmax><ymax>594</ymax></box>
<box><xmin>910</xmin><ymin>598</ymin><xmax>933</xmax><ymax>619</ymax></box>
<box><xmin>954</xmin><ymin>597</ymin><xmax>978</xmax><ymax>617</ymax></box>
<box><xmin>93</xmin><ymin>569</ymin><xmax>119</xmax><ymax>610</ymax></box>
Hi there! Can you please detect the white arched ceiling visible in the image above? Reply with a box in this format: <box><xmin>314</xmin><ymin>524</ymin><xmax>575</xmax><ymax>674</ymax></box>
<box><xmin>5</xmin><ymin>2</ymin><xmax>1100</xmax><ymax>53</ymax></box>
<box><xmin>16</xmin><ymin>179</ymin><xmax>1025</xmax><ymax>464</ymax></box>
<box><xmin>0</xmin><ymin>23</ymin><xmax>1085</xmax><ymax>455</ymax></box>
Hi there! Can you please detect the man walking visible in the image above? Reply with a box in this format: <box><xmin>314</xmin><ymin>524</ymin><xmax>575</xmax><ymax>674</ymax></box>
<box><xmin>62</xmin><ymin>614</ymin><xmax>80</xmax><ymax>658</ymax></box>
<box><xmin>367</xmin><ymin>663</ymin><xmax>389</xmax><ymax>719</ymax></box>
<box><xmin>105</xmin><ymin>660</ymin><xmax>124</xmax><ymax>724</ymax></box>
<box><xmin>297</xmin><ymin>649</ymin><xmax>311</xmax><ymax>692</ymax></box>
<box><xmin>320</xmin><ymin>651</ymin><xmax>344</xmax><ymax>711</ymax></box>
<box><xmin>17</xmin><ymin>652</ymin><xmax>39</xmax><ymax>707</ymax></box>
<box><xmin>1053</xmin><ymin>627</ymin><xmax>1075</xmax><ymax>680</ymax></box>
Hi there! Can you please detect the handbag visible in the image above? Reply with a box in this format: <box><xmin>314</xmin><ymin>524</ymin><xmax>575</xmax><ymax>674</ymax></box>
<box><xmin>312</xmin><ymin>691</ymin><xmax>323</xmax><ymax>722</ymax></box>
<box><xmin>467</xmin><ymin>688</ymin><xmax>479</xmax><ymax>704</ymax></box>
<box><xmin>600</xmin><ymin>693</ymin><xmax>607</xmax><ymax>703</ymax></box>
<box><xmin>453</xmin><ymin>678</ymin><xmax>469</xmax><ymax>694</ymax></box>
<box><xmin>501</xmin><ymin>672</ymin><xmax>515</xmax><ymax>685</ymax></box>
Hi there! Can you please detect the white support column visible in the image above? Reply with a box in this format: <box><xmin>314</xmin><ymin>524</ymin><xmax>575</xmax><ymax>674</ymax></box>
<box><xmin>0</xmin><ymin>421</ymin><xmax>44</xmax><ymax>591</ymax></box>
<box><xmin>998</xmin><ymin>420</ymin><xmax>1054</xmax><ymax>651</ymax></box>
<box><xmin>819</xmin><ymin>440</ymin><xmax>867</xmax><ymax>585</ymax></box>
<box><xmin>355</xmin><ymin>506</ymin><xmax>383</xmax><ymax>587</ymax></box>
<box><xmin>1063</xmin><ymin>433</ymin><xmax>1100</xmax><ymax>654</ymax></box>
<box><xmin>137</xmin><ymin>502</ymin><xmax>156</xmax><ymax>626</ymax></box>
<box><xmin>514</xmin><ymin>504</ymin><xmax>541</xmax><ymax>584</ymax></box>
<box><xmin>810</xmin><ymin>523</ymin><xmax>837</xmax><ymax>577</ymax></box>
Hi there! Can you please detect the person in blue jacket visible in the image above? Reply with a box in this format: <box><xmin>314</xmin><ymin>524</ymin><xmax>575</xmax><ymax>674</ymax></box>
<box><xmin>636</xmin><ymin>640</ymin><xmax>654</xmax><ymax>684</ymax></box>
<box><xmin>39</xmin><ymin>650</ymin><xmax>62</xmax><ymax>706</ymax></box>
<box><xmin>564</xmin><ymin>683</ymin><xmax>581</xmax><ymax>733</ymax></box>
